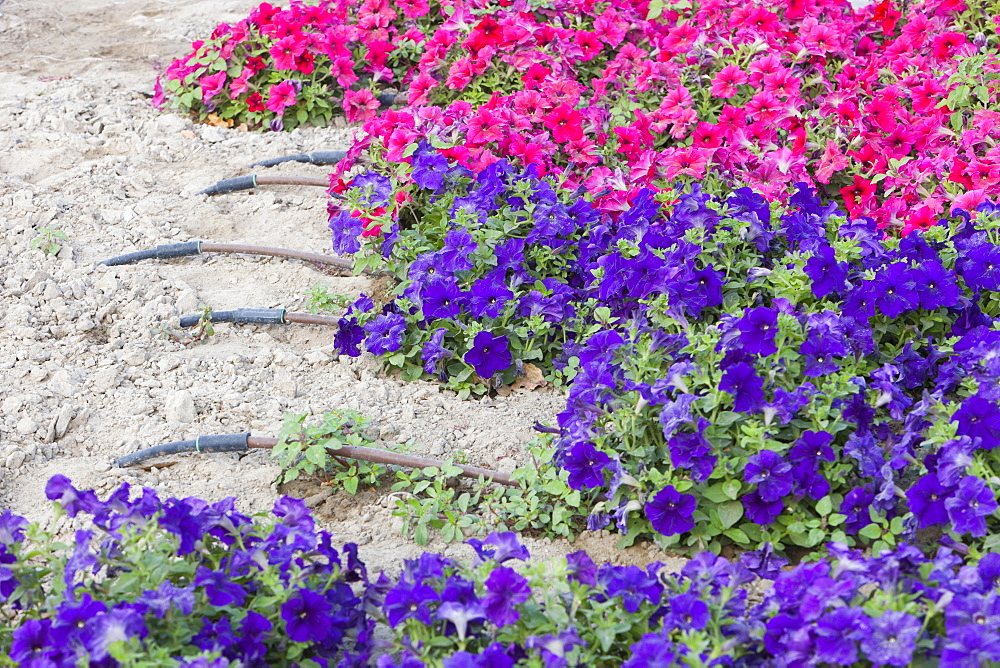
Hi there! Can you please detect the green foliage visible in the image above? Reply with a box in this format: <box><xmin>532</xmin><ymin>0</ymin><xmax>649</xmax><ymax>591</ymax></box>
<box><xmin>30</xmin><ymin>226</ymin><xmax>68</xmax><ymax>256</ymax></box>
<box><xmin>391</xmin><ymin>440</ymin><xmax>593</xmax><ymax>545</ymax></box>
<box><xmin>304</xmin><ymin>282</ymin><xmax>352</xmax><ymax>314</ymax></box>
<box><xmin>271</xmin><ymin>410</ymin><xmax>390</xmax><ymax>492</ymax></box>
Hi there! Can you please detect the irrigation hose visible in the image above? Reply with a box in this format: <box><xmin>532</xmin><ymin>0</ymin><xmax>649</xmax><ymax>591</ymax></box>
<box><xmin>98</xmin><ymin>241</ymin><xmax>388</xmax><ymax>276</ymax></box>
<box><xmin>178</xmin><ymin>308</ymin><xmax>341</xmax><ymax>329</ymax></box>
<box><xmin>196</xmin><ymin>174</ymin><xmax>334</xmax><ymax>196</ymax></box>
<box><xmin>250</xmin><ymin>150</ymin><xmax>348</xmax><ymax>168</ymax></box>
<box><xmin>112</xmin><ymin>432</ymin><xmax>514</xmax><ymax>487</ymax></box>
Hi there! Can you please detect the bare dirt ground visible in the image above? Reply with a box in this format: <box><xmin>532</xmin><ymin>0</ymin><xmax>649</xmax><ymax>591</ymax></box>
<box><xmin>0</xmin><ymin>0</ymin><xmax>682</xmax><ymax>575</ymax></box>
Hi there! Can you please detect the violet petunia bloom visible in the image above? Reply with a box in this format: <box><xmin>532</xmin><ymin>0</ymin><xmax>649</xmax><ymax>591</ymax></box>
<box><xmin>738</xmin><ymin>306</ymin><xmax>778</xmax><ymax>356</ymax></box>
<box><xmin>562</xmin><ymin>441</ymin><xmax>611</xmax><ymax>490</ymax></box>
<box><xmin>745</xmin><ymin>450</ymin><xmax>793</xmax><ymax>502</ymax></box>
<box><xmin>860</xmin><ymin>610</ymin><xmax>921</xmax><ymax>666</ymax></box>
<box><xmin>645</xmin><ymin>485</ymin><xmax>696</xmax><ymax>536</ymax></box>
<box><xmin>481</xmin><ymin>566</ymin><xmax>530</xmax><ymax>626</ymax></box>
<box><xmin>364</xmin><ymin>313</ymin><xmax>407</xmax><ymax>356</ymax></box>
<box><xmin>720</xmin><ymin>362</ymin><xmax>765</xmax><ymax>413</ymax></box>
<box><xmin>945</xmin><ymin>476</ymin><xmax>998</xmax><ymax>537</ymax></box>
<box><xmin>281</xmin><ymin>588</ymin><xmax>333</xmax><ymax>643</ymax></box>
<box><xmin>464</xmin><ymin>331</ymin><xmax>513</xmax><ymax>378</ymax></box>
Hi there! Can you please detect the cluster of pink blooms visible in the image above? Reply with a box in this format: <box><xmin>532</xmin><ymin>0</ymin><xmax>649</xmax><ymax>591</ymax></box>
<box><xmin>158</xmin><ymin>0</ymin><xmax>1000</xmax><ymax>232</ymax></box>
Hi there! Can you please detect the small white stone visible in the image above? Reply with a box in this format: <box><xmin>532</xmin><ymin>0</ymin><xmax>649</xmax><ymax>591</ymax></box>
<box><xmin>5</xmin><ymin>450</ymin><xmax>25</xmax><ymax>469</ymax></box>
<box><xmin>15</xmin><ymin>417</ymin><xmax>38</xmax><ymax>435</ymax></box>
<box><xmin>165</xmin><ymin>390</ymin><xmax>196</xmax><ymax>423</ymax></box>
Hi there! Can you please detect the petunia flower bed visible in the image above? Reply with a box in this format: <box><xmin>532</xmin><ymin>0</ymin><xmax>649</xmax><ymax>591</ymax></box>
<box><xmin>5</xmin><ymin>476</ymin><xmax>1000</xmax><ymax>666</ymax></box>
<box><xmin>161</xmin><ymin>0</ymin><xmax>1000</xmax><ymax>230</ymax></box>
<box><xmin>332</xmin><ymin>140</ymin><xmax>1000</xmax><ymax>556</ymax></box>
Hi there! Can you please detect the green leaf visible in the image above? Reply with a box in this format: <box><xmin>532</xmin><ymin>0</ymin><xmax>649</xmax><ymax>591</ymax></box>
<box><xmin>718</xmin><ymin>500</ymin><xmax>744</xmax><ymax>529</ymax></box>
<box><xmin>723</xmin><ymin>527</ymin><xmax>750</xmax><ymax>544</ymax></box>
<box><xmin>344</xmin><ymin>476</ymin><xmax>359</xmax><ymax>495</ymax></box>
<box><xmin>858</xmin><ymin>523</ymin><xmax>883</xmax><ymax>541</ymax></box>
<box><xmin>815</xmin><ymin>495</ymin><xmax>833</xmax><ymax>517</ymax></box>
<box><xmin>722</xmin><ymin>479</ymin><xmax>741</xmax><ymax>500</ymax></box>
<box><xmin>827</xmin><ymin>513</ymin><xmax>847</xmax><ymax>526</ymax></box>
<box><xmin>305</xmin><ymin>444</ymin><xmax>328</xmax><ymax>466</ymax></box>
<box><xmin>701</xmin><ymin>483</ymin><xmax>731</xmax><ymax>504</ymax></box>
<box><xmin>646</xmin><ymin>0</ymin><xmax>664</xmax><ymax>20</ymax></box>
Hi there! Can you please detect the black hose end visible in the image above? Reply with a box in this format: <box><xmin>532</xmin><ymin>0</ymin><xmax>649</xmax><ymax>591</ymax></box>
<box><xmin>179</xmin><ymin>308</ymin><xmax>286</xmax><ymax>328</ymax></box>
<box><xmin>307</xmin><ymin>150</ymin><xmax>347</xmax><ymax>165</ymax></box>
<box><xmin>249</xmin><ymin>153</ymin><xmax>310</xmax><ymax>168</ymax></box>
<box><xmin>99</xmin><ymin>249</ymin><xmax>158</xmax><ymax>266</ymax></box>
<box><xmin>114</xmin><ymin>433</ymin><xmax>251</xmax><ymax>468</ymax></box>
<box><xmin>197</xmin><ymin>175</ymin><xmax>257</xmax><ymax>196</ymax></box>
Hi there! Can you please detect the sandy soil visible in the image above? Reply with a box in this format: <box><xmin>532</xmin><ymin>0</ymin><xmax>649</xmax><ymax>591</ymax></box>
<box><xmin>0</xmin><ymin>0</ymin><xmax>683</xmax><ymax>576</ymax></box>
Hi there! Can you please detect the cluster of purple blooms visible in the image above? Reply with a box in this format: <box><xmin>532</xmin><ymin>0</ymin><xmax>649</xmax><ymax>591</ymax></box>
<box><xmin>6</xmin><ymin>478</ymin><xmax>1000</xmax><ymax>665</ymax></box>
<box><xmin>329</xmin><ymin>141</ymin><xmax>1000</xmax><ymax>550</ymax></box>
<box><xmin>333</xmin><ymin>150</ymin><xmax>599</xmax><ymax>384</ymax></box>
<box><xmin>552</xmin><ymin>185</ymin><xmax>1000</xmax><ymax>548</ymax></box>
<box><xmin>3</xmin><ymin>475</ymin><xmax>370</xmax><ymax>666</ymax></box>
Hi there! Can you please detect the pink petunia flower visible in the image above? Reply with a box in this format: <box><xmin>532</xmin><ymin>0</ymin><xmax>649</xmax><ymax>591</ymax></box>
<box><xmin>265</xmin><ymin>80</ymin><xmax>297</xmax><ymax>115</ymax></box>
<box><xmin>710</xmin><ymin>65</ymin><xmax>747</xmax><ymax>99</ymax></box>
<box><xmin>343</xmin><ymin>89</ymin><xmax>379</xmax><ymax>123</ymax></box>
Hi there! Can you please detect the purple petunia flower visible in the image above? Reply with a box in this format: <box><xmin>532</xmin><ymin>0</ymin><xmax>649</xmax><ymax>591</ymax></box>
<box><xmin>906</xmin><ymin>475</ymin><xmax>952</xmax><ymax>528</ymax></box>
<box><xmin>719</xmin><ymin>362</ymin><xmax>765</xmax><ymax>413</ymax></box>
<box><xmin>668</xmin><ymin>418</ymin><xmax>715</xmax><ymax>483</ymax></box>
<box><xmin>952</xmin><ymin>394</ymin><xmax>1000</xmax><ymax>444</ymax></box>
<box><xmin>789</xmin><ymin>430</ymin><xmax>835</xmax><ymax>463</ymax></box>
<box><xmin>9</xmin><ymin>618</ymin><xmax>53</xmax><ymax>664</ymax></box>
<box><xmin>740</xmin><ymin>542</ymin><xmax>788</xmax><ymax>580</ymax></box>
<box><xmin>195</xmin><ymin>566</ymin><xmax>247</xmax><ymax>607</ymax></box>
<box><xmin>45</xmin><ymin>475</ymin><xmax>102</xmax><ymax>518</ymax></box>
<box><xmin>665</xmin><ymin>593</ymin><xmax>710</xmax><ymax>631</ymax></box>
<box><xmin>860</xmin><ymin>610</ymin><xmax>921</xmax><ymax>666</ymax></box>
<box><xmin>383</xmin><ymin>582</ymin><xmax>439</xmax><ymax>628</ymax></box>
<box><xmin>745</xmin><ymin>450</ymin><xmax>793</xmax><ymax>502</ymax></box>
<box><xmin>281</xmin><ymin>588</ymin><xmax>333</xmax><ymax>643</ymax></box>
<box><xmin>945</xmin><ymin>476</ymin><xmax>998</xmax><ymax>537</ymax></box>
<box><xmin>468</xmin><ymin>271</ymin><xmax>512</xmax><ymax>319</ymax></box>
<box><xmin>913</xmin><ymin>260</ymin><xmax>961</xmax><ymax>310</ymax></box>
<box><xmin>804</xmin><ymin>244</ymin><xmax>848</xmax><ymax>298</ymax></box>
<box><xmin>137</xmin><ymin>580</ymin><xmax>195</xmax><ymax>619</ymax></box>
<box><xmin>744</xmin><ymin>490</ymin><xmax>783</xmax><ymax>525</ymax></box>
<box><xmin>566</xmin><ymin>550</ymin><xmax>597</xmax><ymax>586</ymax></box>
<box><xmin>420</xmin><ymin>277</ymin><xmax>463</xmax><ymax>320</ymax></box>
<box><xmin>959</xmin><ymin>242</ymin><xmax>1000</xmax><ymax>291</ymax></box>
<box><xmin>464</xmin><ymin>331</ymin><xmax>513</xmax><ymax>378</ymax></box>
<box><xmin>645</xmin><ymin>485</ymin><xmax>696</xmax><ymax>536</ymax></box>
<box><xmin>815</xmin><ymin>606</ymin><xmax>868</xmax><ymax>664</ymax></box>
<box><xmin>0</xmin><ymin>510</ymin><xmax>29</xmax><ymax>546</ymax></box>
<box><xmin>599</xmin><ymin>563</ymin><xmax>663</xmax><ymax>613</ymax></box>
<box><xmin>482</xmin><ymin>566</ymin><xmax>530</xmax><ymax>626</ymax></box>
<box><xmin>364</xmin><ymin>313</ymin><xmax>407</xmax><ymax>356</ymax></box>
<box><xmin>411</xmin><ymin>144</ymin><xmax>450</xmax><ymax>191</ymax></box>
<box><xmin>738</xmin><ymin>306</ymin><xmax>778</xmax><ymax>356</ymax></box>
<box><xmin>623</xmin><ymin>630</ymin><xmax>678</xmax><ymax>667</ymax></box>
<box><xmin>466</xmin><ymin>532</ymin><xmax>530</xmax><ymax>565</ymax></box>
<box><xmin>421</xmin><ymin>328</ymin><xmax>452</xmax><ymax>375</ymax></box>
<box><xmin>562</xmin><ymin>441</ymin><xmax>610</xmax><ymax>490</ymax></box>
<box><xmin>873</xmin><ymin>261</ymin><xmax>919</xmax><ymax>318</ymax></box>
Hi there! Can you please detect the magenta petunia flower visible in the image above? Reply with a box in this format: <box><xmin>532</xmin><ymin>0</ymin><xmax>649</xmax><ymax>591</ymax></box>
<box><xmin>265</xmin><ymin>80</ymin><xmax>297</xmax><ymax>115</ymax></box>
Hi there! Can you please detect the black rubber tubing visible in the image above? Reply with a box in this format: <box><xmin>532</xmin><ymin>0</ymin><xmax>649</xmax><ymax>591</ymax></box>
<box><xmin>179</xmin><ymin>308</ymin><xmax>286</xmax><ymax>328</ymax></box>
<box><xmin>114</xmin><ymin>433</ymin><xmax>250</xmax><ymax>468</ymax></box>
<box><xmin>250</xmin><ymin>150</ymin><xmax>348</xmax><ymax>168</ymax></box>
<box><xmin>197</xmin><ymin>175</ymin><xmax>258</xmax><ymax>196</ymax></box>
<box><xmin>100</xmin><ymin>241</ymin><xmax>202</xmax><ymax>266</ymax></box>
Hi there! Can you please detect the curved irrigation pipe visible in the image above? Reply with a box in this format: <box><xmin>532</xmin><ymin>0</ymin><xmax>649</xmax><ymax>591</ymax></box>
<box><xmin>249</xmin><ymin>150</ymin><xmax>347</xmax><ymax>168</ymax></box>
<box><xmin>197</xmin><ymin>174</ymin><xmax>335</xmax><ymax>196</ymax></box>
<box><xmin>98</xmin><ymin>241</ymin><xmax>388</xmax><ymax>276</ymax></box>
<box><xmin>178</xmin><ymin>308</ymin><xmax>340</xmax><ymax>329</ymax></box>
<box><xmin>112</xmin><ymin>432</ymin><xmax>514</xmax><ymax>487</ymax></box>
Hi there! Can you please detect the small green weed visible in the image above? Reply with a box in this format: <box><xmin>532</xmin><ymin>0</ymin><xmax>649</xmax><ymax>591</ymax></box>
<box><xmin>30</xmin><ymin>226</ymin><xmax>68</xmax><ymax>256</ymax></box>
